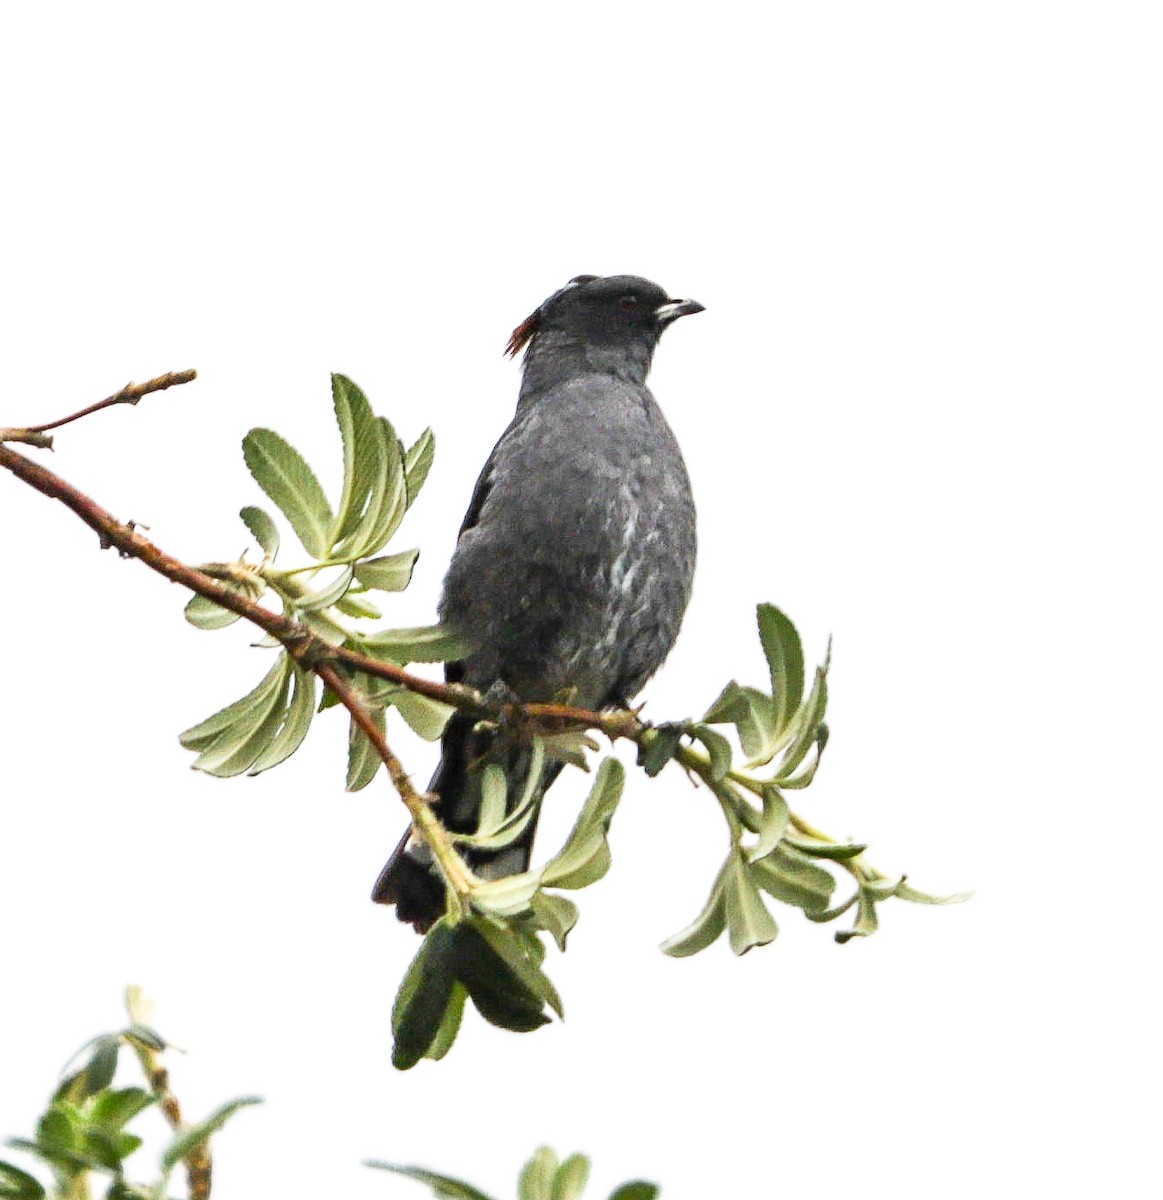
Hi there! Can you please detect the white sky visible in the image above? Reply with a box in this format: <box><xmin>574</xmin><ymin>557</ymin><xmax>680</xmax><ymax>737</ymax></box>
<box><xmin>1</xmin><ymin>3</ymin><xmax>1159</xmax><ymax>1198</ymax></box>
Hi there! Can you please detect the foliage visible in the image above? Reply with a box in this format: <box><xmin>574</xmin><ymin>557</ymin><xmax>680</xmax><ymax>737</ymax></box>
<box><xmin>369</xmin><ymin>1146</ymin><xmax>658</xmax><ymax>1200</ymax></box>
<box><xmin>1</xmin><ymin>999</ymin><xmax>657</xmax><ymax>1200</ymax></box>
<box><xmin>2</xmin><ymin>371</ymin><xmax>968</xmax><ymax>1075</ymax></box>
<box><xmin>0</xmin><ymin>991</ymin><xmax>258</xmax><ymax>1200</ymax></box>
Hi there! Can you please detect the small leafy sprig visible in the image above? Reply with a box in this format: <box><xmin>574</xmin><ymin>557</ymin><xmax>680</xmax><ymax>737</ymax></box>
<box><xmin>369</xmin><ymin>1146</ymin><xmax>658</xmax><ymax>1200</ymax></box>
<box><xmin>0</xmin><ymin>990</ymin><xmax>258</xmax><ymax>1200</ymax></box>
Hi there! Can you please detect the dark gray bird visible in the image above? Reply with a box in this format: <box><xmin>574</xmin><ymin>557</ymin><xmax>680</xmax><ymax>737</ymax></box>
<box><xmin>372</xmin><ymin>274</ymin><xmax>702</xmax><ymax>931</ymax></box>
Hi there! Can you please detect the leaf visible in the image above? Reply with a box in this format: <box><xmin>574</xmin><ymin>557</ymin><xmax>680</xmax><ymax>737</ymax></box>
<box><xmin>541</xmin><ymin>758</ymin><xmax>625</xmax><ymax>889</ymax></box>
<box><xmin>688</xmin><ymin>722</ymin><xmax>732</xmax><ymax>782</ymax></box>
<box><xmin>179</xmin><ymin>656</ymin><xmax>292</xmax><ymax>777</ymax></box>
<box><xmin>608</xmin><ymin>1185</ymin><xmax>659</xmax><ymax>1200</ymax></box>
<box><xmin>90</xmin><ymin>1088</ymin><xmax>155</xmax><ymax>1131</ymax></box>
<box><xmin>519</xmin><ymin>1147</ymin><xmax>558</xmax><ymax>1200</ymax></box>
<box><xmin>362</xmin><ymin>623</ymin><xmax>471</xmax><ymax>663</ymax></box>
<box><xmin>426</xmin><ymin>982</ymin><xmax>467</xmax><ymax>1062</ymax></box>
<box><xmin>392</xmin><ymin>689</ymin><xmax>455</xmax><ymax>741</ymax></box>
<box><xmin>248</xmin><ymin>661</ymin><xmax>316</xmax><ymax>774</ymax></box>
<box><xmin>835</xmin><ymin>889</ymin><xmax>880</xmax><ymax>943</ymax></box>
<box><xmin>461</xmin><ymin>744</ymin><xmax>545</xmax><ymax>850</ymax></box>
<box><xmin>471</xmin><ymin>919</ymin><xmax>563</xmax><ymax>1019</ymax></box>
<box><xmin>55</xmin><ymin>1034</ymin><xmax>119</xmax><ymax>1101</ymax></box>
<box><xmin>364</xmin><ymin>1162</ymin><xmax>497</xmax><ymax>1200</ymax></box>
<box><xmin>477</xmin><ymin>764</ymin><xmax>509</xmax><ymax>838</ymax></box>
<box><xmin>703</xmin><ymin>681</ymin><xmax>780</xmax><ymax>767</ymax></box>
<box><xmin>346</xmin><ymin>705</ymin><xmax>385</xmax><ymax>792</ymax></box>
<box><xmin>640</xmin><ymin>724</ymin><xmax>684</xmax><ymax>777</ymax></box>
<box><xmin>724</xmin><ymin>854</ymin><xmax>778</xmax><ymax>955</ymax></box>
<box><xmin>528</xmin><ymin>891</ymin><xmax>580</xmax><ymax>952</ymax></box>
<box><xmin>354</xmin><ymin>549</ymin><xmax>419</xmax><ymax>593</ymax></box>
<box><xmin>184</xmin><ymin>590</ymin><xmax>244</xmax><ymax>630</ymax></box>
<box><xmin>391</xmin><ymin>924</ymin><xmax>459</xmax><ymax>1070</ymax></box>
<box><xmin>335</xmin><ymin>591</ymin><xmax>383</xmax><ymax>620</ymax></box>
<box><xmin>404</xmin><ymin>428</ymin><xmax>435</xmax><ymax>508</ymax></box>
<box><xmin>896</xmin><ymin>882</ymin><xmax>973</xmax><ymax>905</ymax></box>
<box><xmin>774</xmin><ymin>647</ymin><xmax>830</xmax><ymax>780</ymax></box>
<box><xmin>242</xmin><ymin>427</ymin><xmax>333</xmax><ymax>559</ymax></box>
<box><xmin>239</xmin><ymin>505</ymin><xmax>280</xmax><ymax>558</ymax></box>
<box><xmin>750</xmin><ymin>844</ymin><xmax>837</xmax><ymax>914</ymax></box>
<box><xmin>331</xmin><ymin>374</ymin><xmax>384</xmax><ymax>547</ymax></box>
<box><xmin>660</xmin><ymin>859</ymin><xmax>728</xmax><ymax>957</ymax></box>
<box><xmin>179</xmin><ymin>655</ymin><xmax>287</xmax><ymax>752</ymax></box>
<box><xmin>745</xmin><ymin>786</ymin><xmax>790</xmax><ymax>863</ymax></box>
<box><xmin>470</xmin><ymin>870</ymin><xmax>543</xmax><ymax>918</ymax></box>
<box><xmin>551</xmin><ymin>1154</ymin><xmax>591</xmax><ymax>1200</ymax></box>
<box><xmin>159</xmin><ymin>1097</ymin><xmax>261</xmax><ymax>1171</ymax></box>
<box><xmin>0</xmin><ymin>1161</ymin><xmax>46</xmax><ymax>1200</ymax></box>
<box><xmin>757</xmin><ymin>603</ymin><xmax>805</xmax><ymax>735</ymax></box>
<box><xmin>349</xmin><ymin>416</ymin><xmax>407</xmax><ymax>560</ymax></box>
<box><xmin>294</xmin><ymin>565</ymin><xmax>355</xmax><ymax>613</ymax></box>
<box><xmin>783</xmin><ymin>836</ymin><xmax>866</xmax><ymax>861</ymax></box>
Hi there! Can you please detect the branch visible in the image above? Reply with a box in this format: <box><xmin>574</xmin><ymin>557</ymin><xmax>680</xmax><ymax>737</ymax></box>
<box><xmin>0</xmin><ymin>369</ymin><xmax>197</xmax><ymax>448</ymax></box>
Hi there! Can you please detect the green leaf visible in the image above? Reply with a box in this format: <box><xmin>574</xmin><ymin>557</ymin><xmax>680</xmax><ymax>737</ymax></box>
<box><xmin>242</xmin><ymin>427</ymin><xmax>333</xmax><ymax>559</ymax></box>
<box><xmin>687</xmin><ymin>722</ymin><xmax>732</xmax><ymax>782</ymax></box>
<box><xmin>56</xmin><ymin>1034</ymin><xmax>119</xmax><ymax>1100</ymax></box>
<box><xmin>391</xmin><ymin>924</ymin><xmax>459</xmax><ymax>1070</ymax></box>
<box><xmin>750</xmin><ymin>843</ymin><xmax>837</xmax><ymax>914</ymax></box>
<box><xmin>471</xmin><ymin>919</ymin><xmax>562</xmax><ymax>1019</ymax></box>
<box><xmin>640</xmin><ymin>724</ymin><xmax>684</xmax><ymax>778</ymax></box>
<box><xmin>608</xmin><ymin>1184</ymin><xmax>659</xmax><ymax>1200</ymax></box>
<box><xmin>541</xmin><ymin>758</ymin><xmax>625</xmax><ymax>889</ymax></box>
<box><xmin>551</xmin><ymin>1154</ymin><xmax>591</xmax><ymax>1200</ymax></box>
<box><xmin>426</xmin><ymin>982</ymin><xmax>467</xmax><ymax>1062</ymax></box>
<box><xmin>724</xmin><ymin>854</ymin><xmax>778</xmax><ymax>955</ymax></box>
<box><xmin>348</xmin><ymin>416</ymin><xmax>406</xmax><ymax>560</ymax></box>
<box><xmin>0</xmin><ymin>1161</ymin><xmax>46</xmax><ymax>1200</ymax></box>
<box><xmin>528</xmin><ymin>891</ymin><xmax>580</xmax><ymax>952</ymax></box>
<box><xmin>404</xmin><ymin>428</ymin><xmax>436</xmax><ymax>508</ymax></box>
<box><xmin>248</xmin><ymin>661</ymin><xmax>316</xmax><ymax>774</ymax></box>
<box><xmin>470</xmin><ymin>870</ymin><xmax>542</xmax><ymax>918</ymax></box>
<box><xmin>346</xmin><ymin>705</ymin><xmax>385</xmax><ymax>792</ymax></box>
<box><xmin>660</xmin><ymin>859</ymin><xmax>728</xmax><ymax>957</ymax></box>
<box><xmin>159</xmin><ymin>1097</ymin><xmax>261</xmax><ymax>1171</ymax></box>
<box><xmin>703</xmin><ymin>681</ymin><xmax>780</xmax><ymax>767</ymax></box>
<box><xmin>90</xmin><ymin>1088</ymin><xmax>155</xmax><ymax>1131</ymax></box>
<box><xmin>775</xmin><ymin>658</ymin><xmax>829</xmax><ymax>780</ymax></box>
<box><xmin>392</xmin><ymin>689</ymin><xmax>456</xmax><ymax>741</ymax></box>
<box><xmin>239</xmin><ymin>505</ymin><xmax>280</xmax><ymax>558</ymax></box>
<box><xmin>179</xmin><ymin>655</ymin><xmax>292</xmax><ymax>777</ymax></box>
<box><xmin>184</xmin><ymin>590</ymin><xmax>244</xmax><ymax>630</ymax></box>
<box><xmin>804</xmin><ymin>889</ymin><xmax>860</xmax><ymax>924</ymax></box>
<box><xmin>746</xmin><ymin>786</ymin><xmax>790</xmax><ymax>863</ymax></box>
<box><xmin>835</xmin><ymin>889</ymin><xmax>880</xmax><ymax>943</ymax></box>
<box><xmin>354</xmin><ymin>549</ymin><xmax>419</xmax><ymax>593</ymax></box>
<box><xmin>461</xmin><ymin>744</ymin><xmax>545</xmax><ymax>850</ymax></box>
<box><xmin>362</xmin><ymin>623</ymin><xmax>471</xmax><ymax>663</ymax></box>
<box><xmin>179</xmin><ymin>655</ymin><xmax>287</xmax><ymax>752</ymax></box>
<box><xmin>335</xmin><ymin>591</ymin><xmax>383</xmax><ymax>620</ymax></box>
<box><xmin>294</xmin><ymin>565</ymin><xmax>354</xmax><ymax>613</ymax></box>
<box><xmin>364</xmin><ymin>1162</ymin><xmax>497</xmax><ymax>1200</ymax></box>
<box><xmin>519</xmin><ymin>1147</ymin><xmax>558</xmax><ymax>1200</ymax></box>
<box><xmin>757</xmin><ymin>603</ymin><xmax>805</xmax><ymax>735</ymax></box>
<box><xmin>783</xmin><ymin>836</ymin><xmax>866</xmax><ymax>861</ymax></box>
<box><xmin>896</xmin><ymin>882</ymin><xmax>973</xmax><ymax>905</ymax></box>
<box><xmin>330</xmin><ymin>374</ymin><xmax>383</xmax><ymax>548</ymax></box>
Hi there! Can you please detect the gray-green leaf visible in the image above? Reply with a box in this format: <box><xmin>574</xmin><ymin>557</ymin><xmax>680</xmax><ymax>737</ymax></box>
<box><xmin>354</xmin><ymin>548</ymin><xmax>419</xmax><ymax>593</ymax></box>
<box><xmin>757</xmin><ymin>603</ymin><xmax>805</xmax><ymax>734</ymax></box>
<box><xmin>365</xmin><ymin>1163</ymin><xmax>497</xmax><ymax>1200</ymax></box>
<box><xmin>239</xmin><ymin>505</ymin><xmax>280</xmax><ymax>558</ymax></box>
<box><xmin>242</xmin><ymin>428</ymin><xmax>333</xmax><ymax>559</ymax></box>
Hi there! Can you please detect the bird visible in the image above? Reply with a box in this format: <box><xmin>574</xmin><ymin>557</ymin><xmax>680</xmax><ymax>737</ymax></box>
<box><xmin>372</xmin><ymin>273</ymin><xmax>703</xmax><ymax>932</ymax></box>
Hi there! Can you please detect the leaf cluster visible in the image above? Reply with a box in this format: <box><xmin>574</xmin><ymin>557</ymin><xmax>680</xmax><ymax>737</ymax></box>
<box><xmin>369</xmin><ymin>1146</ymin><xmax>658</xmax><ymax>1200</ymax></box>
<box><xmin>179</xmin><ymin>374</ymin><xmax>461</xmax><ymax>781</ymax></box>
<box><xmin>0</xmin><ymin>1004</ymin><xmax>258</xmax><ymax>1200</ymax></box>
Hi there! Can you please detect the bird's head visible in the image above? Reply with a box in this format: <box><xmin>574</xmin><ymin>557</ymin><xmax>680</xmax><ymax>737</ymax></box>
<box><xmin>506</xmin><ymin>274</ymin><xmax>704</xmax><ymax>362</ymax></box>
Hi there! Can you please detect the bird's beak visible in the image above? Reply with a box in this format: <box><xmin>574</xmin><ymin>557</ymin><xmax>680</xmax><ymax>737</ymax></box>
<box><xmin>654</xmin><ymin>298</ymin><xmax>706</xmax><ymax>325</ymax></box>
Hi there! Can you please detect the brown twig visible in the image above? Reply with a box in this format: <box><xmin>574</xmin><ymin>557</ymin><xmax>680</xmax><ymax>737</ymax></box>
<box><xmin>126</xmin><ymin>1030</ymin><xmax>213</xmax><ymax>1200</ymax></box>
<box><xmin>16</xmin><ymin>370</ymin><xmax>197</xmax><ymax>445</ymax></box>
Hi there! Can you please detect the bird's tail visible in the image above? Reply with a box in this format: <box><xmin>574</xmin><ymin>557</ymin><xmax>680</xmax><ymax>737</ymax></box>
<box><xmin>371</xmin><ymin>712</ymin><xmax>560</xmax><ymax>931</ymax></box>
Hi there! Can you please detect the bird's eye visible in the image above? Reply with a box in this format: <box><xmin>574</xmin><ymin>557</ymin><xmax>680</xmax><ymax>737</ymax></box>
<box><xmin>618</xmin><ymin>295</ymin><xmax>638</xmax><ymax>310</ymax></box>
